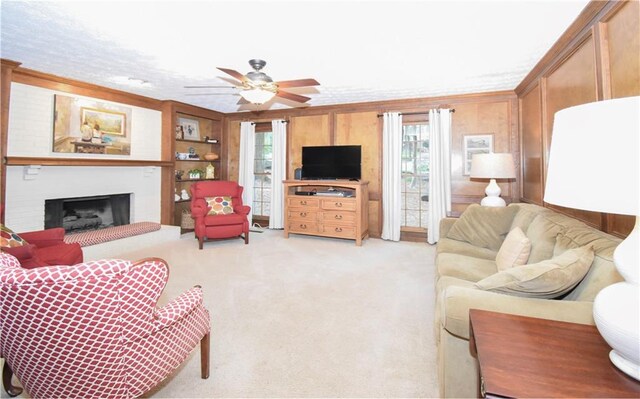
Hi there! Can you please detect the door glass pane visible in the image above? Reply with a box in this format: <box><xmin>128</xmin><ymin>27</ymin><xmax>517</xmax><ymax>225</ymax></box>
<box><xmin>401</xmin><ymin>124</ymin><xmax>429</xmax><ymax>229</ymax></box>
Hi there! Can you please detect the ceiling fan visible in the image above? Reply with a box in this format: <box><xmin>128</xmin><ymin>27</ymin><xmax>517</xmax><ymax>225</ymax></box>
<box><xmin>185</xmin><ymin>59</ymin><xmax>320</xmax><ymax>105</ymax></box>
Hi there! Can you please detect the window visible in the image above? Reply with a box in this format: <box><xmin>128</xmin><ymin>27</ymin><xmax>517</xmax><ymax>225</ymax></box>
<box><xmin>401</xmin><ymin>123</ymin><xmax>429</xmax><ymax>229</ymax></box>
<box><xmin>253</xmin><ymin>130</ymin><xmax>272</xmax><ymax>218</ymax></box>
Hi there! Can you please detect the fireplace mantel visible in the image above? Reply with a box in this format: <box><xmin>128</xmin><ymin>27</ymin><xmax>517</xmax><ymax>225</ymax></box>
<box><xmin>5</xmin><ymin>156</ymin><xmax>172</xmax><ymax>167</ymax></box>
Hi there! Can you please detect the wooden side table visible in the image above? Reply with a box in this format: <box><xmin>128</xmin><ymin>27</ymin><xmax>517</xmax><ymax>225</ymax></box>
<box><xmin>469</xmin><ymin>309</ymin><xmax>640</xmax><ymax>398</ymax></box>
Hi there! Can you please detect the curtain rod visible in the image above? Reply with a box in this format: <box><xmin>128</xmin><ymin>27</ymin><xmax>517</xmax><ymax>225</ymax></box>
<box><xmin>376</xmin><ymin>109</ymin><xmax>455</xmax><ymax>118</ymax></box>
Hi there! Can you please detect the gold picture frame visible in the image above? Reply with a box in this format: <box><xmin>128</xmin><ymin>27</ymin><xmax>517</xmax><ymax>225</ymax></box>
<box><xmin>81</xmin><ymin>107</ymin><xmax>126</xmax><ymax>136</ymax></box>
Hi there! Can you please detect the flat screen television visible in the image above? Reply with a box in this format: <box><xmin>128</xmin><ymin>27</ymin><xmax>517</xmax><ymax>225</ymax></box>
<box><xmin>301</xmin><ymin>145</ymin><xmax>361</xmax><ymax>180</ymax></box>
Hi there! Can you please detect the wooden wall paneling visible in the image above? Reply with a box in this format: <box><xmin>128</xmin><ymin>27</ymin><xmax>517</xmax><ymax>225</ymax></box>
<box><xmin>0</xmin><ymin>60</ymin><xmax>21</xmax><ymax>217</ymax></box>
<box><xmin>11</xmin><ymin>67</ymin><xmax>163</xmax><ymax>110</ymax></box>
<box><xmin>600</xmin><ymin>0</ymin><xmax>640</xmax><ymax>237</ymax></box>
<box><xmin>335</xmin><ymin>111</ymin><xmax>380</xmax><ymax>237</ymax></box>
<box><xmin>519</xmin><ymin>83</ymin><xmax>544</xmax><ymax>204</ymax></box>
<box><xmin>226</xmin><ymin>120</ymin><xmax>241</xmax><ymax>182</ymax></box>
<box><xmin>288</xmin><ymin>114</ymin><xmax>331</xmax><ymax>179</ymax></box>
<box><xmin>543</xmin><ymin>34</ymin><xmax>601</xmax><ymax>228</ymax></box>
<box><xmin>451</xmin><ymin>100</ymin><xmax>515</xmax><ymax>201</ymax></box>
<box><xmin>603</xmin><ymin>0</ymin><xmax>640</xmax><ymax>99</ymax></box>
<box><xmin>160</xmin><ymin>101</ymin><xmax>175</xmax><ymax>224</ymax></box>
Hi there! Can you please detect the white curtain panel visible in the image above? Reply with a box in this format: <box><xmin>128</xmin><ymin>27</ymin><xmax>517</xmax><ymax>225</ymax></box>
<box><xmin>239</xmin><ymin>121</ymin><xmax>256</xmax><ymax>222</ymax></box>
<box><xmin>269</xmin><ymin>119</ymin><xmax>287</xmax><ymax>229</ymax></box>
<box><xmin>381</xmin><ymin>112</ymin><xmax>403</xmax><ymax>241</ymax></box>
<box><xmin>427</xmin><ymin>109</ymin><xmax>452</xmax><ymax>244</ymax></box>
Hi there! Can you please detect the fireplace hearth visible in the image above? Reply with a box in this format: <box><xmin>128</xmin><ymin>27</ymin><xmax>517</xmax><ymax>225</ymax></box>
<box><xmin>45</xmin><ymin>194</ymin><xmax>131</xmax><ymax>233</ymax></box>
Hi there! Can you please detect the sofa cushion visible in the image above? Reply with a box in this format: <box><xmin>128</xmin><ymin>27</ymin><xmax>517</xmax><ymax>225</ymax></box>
<box><xmin>525</xmin><ymin>214</ymin><xmax>565</xmax><ymax>263</ymax></box>
<box><xmin>436</xmin><ymin>237</ymin><xmax>497</xmax><ymax>260</ymax></box>
<box><xmin>205</xmin><ymin>196</ymin><xmax>234</xmax><ymax>215</ymax></box>
<box><xmin>446</xmin><ymin>204</ymin><xmax>518</xmax><ymax>252</ymax></box>
<box><xmin>474</xmin><ymin>245</ymin><xmax>595</xmax><ymax>299</ymax></box>
<box><xmin>437</xmin><ymin>253</ymin><xmax>497</xmax><ymax>282</ymax></box>
<box><xmin>496</xmin><ymin>227</ymin><xmax>531</xmax><ymax>271</ymax></box>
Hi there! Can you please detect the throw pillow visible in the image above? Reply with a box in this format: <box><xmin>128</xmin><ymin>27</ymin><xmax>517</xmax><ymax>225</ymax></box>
<box><xmin>446</xmin><ymin>204</ymin><xmax>518</xmax><ymax>251</ymax></box>
<box><xmin>475</xmin><ymin>245</ymin><xmax>595</xmax><ymax>299</ymax></box>
<box><xmin>205</xmin><ymin>196</ymin><xmax>234</xmax><ymax>215</ymax></box>
<box><xmin>495</xmin><ymin>227</ymin><xmax>531</xmax><ymax>271</ymax></box>
<box><xmin>0</xmin><ymin>224</ymin><xmax>27</xmax><ymax>248</ymax></box>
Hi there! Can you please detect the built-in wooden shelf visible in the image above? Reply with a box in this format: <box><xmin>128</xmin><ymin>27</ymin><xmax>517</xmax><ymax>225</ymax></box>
<box><xmin>175</xmin><ymin>159</ymin><xmax>220</xmax><ymax>163</ymax></box>
<box><xmin>176</xmin><ymin>138</ymin><xmax>220</xmax><ymax>144</ymax></box>
<box><xmin>4</xmin><ymin>156</ymin><xmax>173</xmax><ymax>167</ymax></box>
<box><xmin>175</xmin><ymin>178</ymin><xmax>219</xmax><ymax>183</ymax></box>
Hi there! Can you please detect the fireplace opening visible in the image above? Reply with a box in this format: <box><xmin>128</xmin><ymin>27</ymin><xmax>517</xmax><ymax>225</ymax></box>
<box><xmin>45</xmin><ymin>194</ymin><xmax>131</xmax><ymax>233</ymax></box>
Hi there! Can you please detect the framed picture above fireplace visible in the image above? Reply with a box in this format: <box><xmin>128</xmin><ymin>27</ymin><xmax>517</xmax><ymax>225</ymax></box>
<box><xmin>53</xmin><ymin>94</ymin><xmax>132</xmax><ymax>155</ymax></box>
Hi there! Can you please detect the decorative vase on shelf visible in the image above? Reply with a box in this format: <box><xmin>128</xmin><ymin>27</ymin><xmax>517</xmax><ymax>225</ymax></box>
<box><xmin>174</xmin><ymin>189</ymin><xmax>180</xmax><ymax>201</ymax></box>
<box><xmin>204</xmin><ymin>152</ymin><xmax>219</xmax><ymax>161</ymax></box>
<box><xmin>180</xmin><ymin>189</ymin><xmax>190</xmax><ymax>200</ymax></box>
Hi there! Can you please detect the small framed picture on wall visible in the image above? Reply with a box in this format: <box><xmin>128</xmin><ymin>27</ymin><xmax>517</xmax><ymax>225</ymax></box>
<box><xmin>463</xmin><ymin>134</ymin><xmax>493</xmax><ymax>175</ymax></box>
<box><xmin>178</xmin><ymin>117</ymin><xmax>200</xmax><ymax>141</ymax></box>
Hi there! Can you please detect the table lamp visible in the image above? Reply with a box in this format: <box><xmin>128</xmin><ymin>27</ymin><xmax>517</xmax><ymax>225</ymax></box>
<box><xmin>470</xmin><ymin>153</ymin><xmax>516</xmax><ymax>207</ymax></box>
<box><xmin>544</xmin><ymin>96</ymin><xmax>640</xmax><ymax>380</ymax></box>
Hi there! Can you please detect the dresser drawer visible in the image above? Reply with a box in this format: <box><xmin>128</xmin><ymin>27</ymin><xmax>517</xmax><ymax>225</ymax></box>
<box><xmin>288</xmin><ymin>221</ymin><xmax>319</xmax><ymax>233</ymax></box>
<box><xmin>321</xmin><ymin>211</ymin><xmax>356</xmax><ymax>224</ymax></box>
<box><xmin>288</xmin><ymin>210</ymin><xmax>318</xmax><ymax>221</ymax></box>
<box><xmin>321</xmin><ymin>199</ymin><xmax>356</xmax><ymax>211</ymax></box>
<box><xmin>288</xmin><ymin>197</ymin><xmax>320</xmax><ymax>209</ymax></box>
<box><xmin>321</xmin><ymin>223</ymin><xmax>356</xmax><ymax>238</ymax></box>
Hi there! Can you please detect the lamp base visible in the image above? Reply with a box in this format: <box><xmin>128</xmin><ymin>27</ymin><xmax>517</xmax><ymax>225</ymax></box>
<box><xmin>593</xmin><ymin>282</ymin><xmax>640</xmax><ymax>381</ymax></box>
<box><xmin>481</xmin><ymin>179</ymin><xmax>506</xmax><ymax>207</ymax></box>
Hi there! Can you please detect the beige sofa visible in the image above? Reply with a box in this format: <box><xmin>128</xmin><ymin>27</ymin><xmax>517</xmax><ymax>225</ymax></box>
<box><xmin>435</xmin><ymin>203</ymin><xmax>622</xmax><ymax>398</ymax></box>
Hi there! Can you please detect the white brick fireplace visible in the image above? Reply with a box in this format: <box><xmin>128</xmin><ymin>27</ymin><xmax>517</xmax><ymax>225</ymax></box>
<box><xmin>5</xmin><ymin>83</ymin><xmax>163</xmax><ymax>232</ymax></box>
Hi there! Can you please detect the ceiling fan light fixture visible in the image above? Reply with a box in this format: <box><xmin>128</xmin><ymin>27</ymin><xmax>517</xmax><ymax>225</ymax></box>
<box><xmin>239</xmin><ymin>88</ymin><xmax>276</xmax><ymax>104</ymax></box>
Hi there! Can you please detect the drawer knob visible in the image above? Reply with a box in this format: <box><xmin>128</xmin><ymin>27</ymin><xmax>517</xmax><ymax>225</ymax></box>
<box><xmin>300</xmin><ymin>212</ymin><xmax>307</xmax><ymax>217</ymax></box>
<box><xmin>334</xmin><ymin>214</ymin><xmax>343</xmax><ymax>220</ymax></box>
<box><xmin>300</xmin><ymin>200</ymin><xmax>307</xmax><ymax>205</ymax></box>
<box><xmin>300</xmin><ymin>224</ymin><xmax>307</xmax><ymax>229</ymax></box>
<box><xmin>335</xmin><ymin>202</ymin><xmax>342</xmax><ymax>207</ymax></box>
<box><xmin>335</xmin><ymin>227</ymin><xmax>343</xmax><ymax>232</ymax></box>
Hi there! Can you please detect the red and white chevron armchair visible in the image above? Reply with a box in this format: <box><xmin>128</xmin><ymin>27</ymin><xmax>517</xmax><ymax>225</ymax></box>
<box><xmin>0</xmin><ymin>252</ymin><xmax>210</xmax><ymax>398</ymax></box>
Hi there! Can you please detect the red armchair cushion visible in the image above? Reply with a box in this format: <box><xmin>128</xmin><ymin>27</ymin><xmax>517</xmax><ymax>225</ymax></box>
<box><xmin>203</xmin><ymin>213</ymin><xmax>247</xmax><ymax>226</ymax></box>
<box><xmin>36</xmin><ymin>242</ymin><xmax>83</xmax><ymax>267</ymax></box>
<box><xmin>19</xmin><ymin>227</ymin><xmax>65</xmax><ymax>248</ymax></box>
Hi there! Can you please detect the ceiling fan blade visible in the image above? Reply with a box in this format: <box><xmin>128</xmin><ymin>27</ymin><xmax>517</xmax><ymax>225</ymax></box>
<box><xmin>276</xmin><ymin>78</ymin><xmax>320</xmax><ymax>88</ymax></box>
<box><xmin>184</xmin><ymin>85</ymin><xmax>236</xmax><ymax>89</ymax></box>
<box><xmin>184</xmin><ymin>93</ymin><xmax>240</xmax><ymax>96</ymax></box>
<box><xmin>217</xmin><ymin>67</ymin><xmax>246</xmax><ymax>81</ymax></box>
<box><xmin>276</xmin><ymin>90</ymin><xmax>311</xmax><ymax>103</ymax></box>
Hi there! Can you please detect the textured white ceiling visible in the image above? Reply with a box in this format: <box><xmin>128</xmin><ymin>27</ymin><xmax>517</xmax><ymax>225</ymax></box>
<box><xmin>1</xmin><ymin>0</ymin><xmax>590</xmax><ymax>113</ymax></box>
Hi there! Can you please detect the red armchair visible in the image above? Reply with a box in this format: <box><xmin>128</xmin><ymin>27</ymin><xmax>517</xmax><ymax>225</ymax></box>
<box><xmin>190</xmin><ymin>181</ymin><xmax>251</xmax><ymax>249</ymax></box>
<box><xmin>2</xmin><ymin>227</ymin><xmax>83</xmax><ymax>269</ymax></box>
<box><xmin>0</xmin><ymin>252</ymin><xmax>210</xmax><ymax>398</ymax></box>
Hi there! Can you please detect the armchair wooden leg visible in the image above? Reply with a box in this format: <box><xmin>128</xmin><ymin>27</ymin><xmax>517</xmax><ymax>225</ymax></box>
<box><xmin>200</xmin><ymin>333</ymin><xmax>210</xmax><ymax>379</ymax></box>
<box><xmin>198</xmin><ymin>236</ymin><xmax>204</xmax><ymax>250</ymax></box>
<box><xmin>3</xmin><ymin>362</ymin><xmax>22</xmax><ymax>397</ymax></box>
<box><xmin>244</xmin><ymin>232</ymin><xmax>249</xmax><ymax>245</ymax></box>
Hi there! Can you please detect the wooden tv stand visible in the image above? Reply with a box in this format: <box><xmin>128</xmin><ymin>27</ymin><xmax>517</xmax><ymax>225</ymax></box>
<box><xmin>283</xmin><ymin>180</ymin><xmax>369</xmax><ymax>246</ymax></box>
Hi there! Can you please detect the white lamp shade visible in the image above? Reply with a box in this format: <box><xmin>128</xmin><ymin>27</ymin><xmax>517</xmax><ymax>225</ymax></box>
<box><xmin>470</xmin><ymin>153</ymin><xmax>516</xmax><ymax>179</ymax></box>
<box><xmin>239</xmin><ymin>88</ymin><xmax>276</xmax><ymax>105</ymax></box>
<box><xmin>544</xmin><ymin>96</ymin><xmax>640</xmax><ymax>215</ymax></box>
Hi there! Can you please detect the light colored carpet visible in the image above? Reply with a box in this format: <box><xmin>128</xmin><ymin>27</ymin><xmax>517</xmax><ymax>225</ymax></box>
<box><xmin>7</xmin><ymin>231</ymin><xmax>439</xmax><ymax>398</ymax></box>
